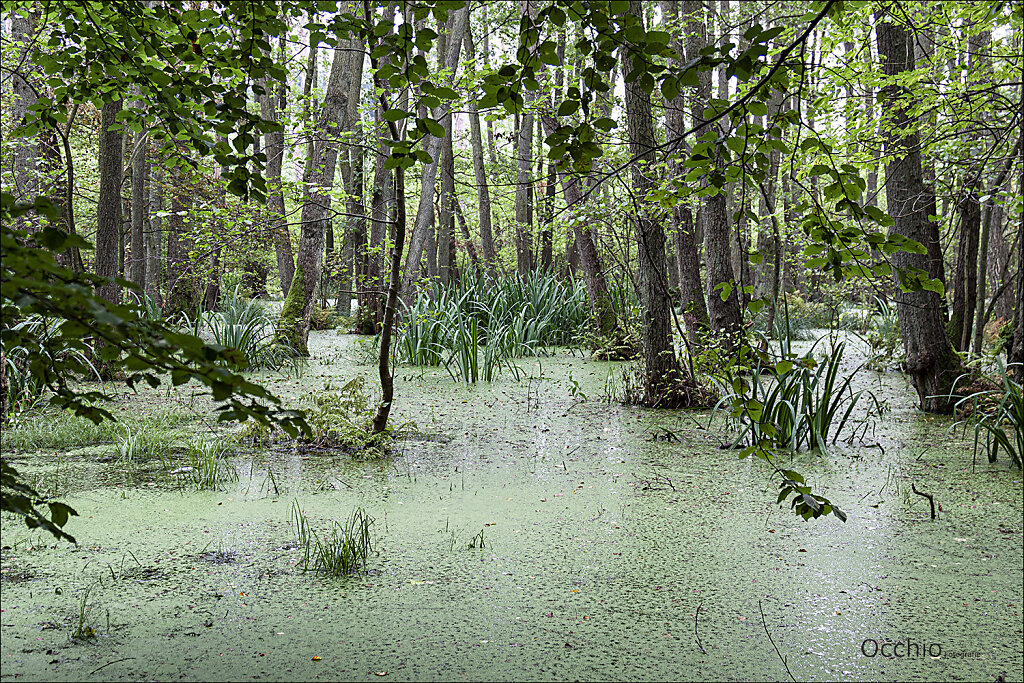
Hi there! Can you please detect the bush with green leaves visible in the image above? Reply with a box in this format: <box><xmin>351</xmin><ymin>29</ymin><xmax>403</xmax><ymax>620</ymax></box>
<box><xmin>302</xmin><ymin>377</ymin><xmax>396</xmax><ymax>455</ymax></box>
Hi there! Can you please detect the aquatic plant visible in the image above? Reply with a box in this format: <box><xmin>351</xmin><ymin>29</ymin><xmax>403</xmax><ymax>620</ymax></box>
<box><xmin>715</xmin><ymin>341</ymin><xmax>880</xmax><ymax>453</ymax></box>
<box><xmin>185</xmin><ymin>439</ymin><xmax>237</xmax><ymax>490</ymax></box>
<box><xmin>291</xmin><ymin>501</ymin><xmax>375</xmax><ymax>578</ymax></box>
<box><xmin>2</xmin><ymin>316</ymin><xmax>99</xmax><ymax>417</ymax></box>
<box><xmin>952</xmin><ymin>360</ymin><xmax>1022</xmax><ymax>468</ymax></box>
<box><xmin>302</xmin><ymin>377</ymin><xmax>397</xmax><ymax>454</ymax></box>
<box><xmin>393</xmin><ymin>271</ymin><xmax>590</xmax><ymax>382</ymax></box>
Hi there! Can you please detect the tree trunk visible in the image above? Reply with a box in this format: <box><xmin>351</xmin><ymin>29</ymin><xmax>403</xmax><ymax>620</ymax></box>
<box><xmin>259</xmin><ymin>71</ymin><xmax>295</xmax><ymax>296</ymax></box>
<box><xmin>166</xmin><ymin>174</ymin><xmax>199</xmax><ymax>316</ymax></box>
<box><xmin>465</xmin><ymin>25</ymin><xmax>498</xmax><ymax>280</ymax></box>
<box><xmin>128</xmin><ymin>93</ymin><xmax>148</xmax><ymax>294</ymax></box>
<box><xmin>685</xmin><ymin>0</ymin><xmax>741</xmax><ymax>346</ymax></box>
<box><xmin>876</xmin><ymin>12</ymin><xmax>963</xmax><ymax>412</ymax></box>
<box><xmin>96</xmin><ymin>99</ymin><xmax>123</xmax><ymax>305</ymax></box>
<box><xmin>278</xmin><ymin>25</ymin><xmax>363</xmax><ymax>355</ymax></box>
<box><xmin>401</xmin><ymin>5</ymin><xmax>470</xmax><ymax>295</ymax></box>
<box><xmin>662</xmin><ymin>0</ymin><xmax>709</xmax><ymax>348</ymax></box>
<box><xmin>624</xmin><ymin>0</ymin><xmax>687</xmax><ymax>406</ymax></box>
<box><xmin>146</xmin><ymin>166</ymin><xmax>162</xmax><ymax>306</ymax></box>
<box><xmin>950</xmin><ymin>190</ymin><xmax>980</xmax><ymax>351</ymax></box>
<box><xmin>10</xmin><ymin>7</ymin><xmax>40</xmax><ymax>228</ymax></box>
<box><xmin>540</xmin><ymin>116</ymin><xmax>620</xmax><ymax>338</ymax></box>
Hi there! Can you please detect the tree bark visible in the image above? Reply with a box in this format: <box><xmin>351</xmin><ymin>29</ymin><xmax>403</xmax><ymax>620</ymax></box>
<box><xmin>624</xmin><ymin>0</ymin><xmax>686</xmax><ymax>406</ymax></box>
<box><xmin>278</xmin><ymin>24</ymin><xmax>363</xmax><ymax>355</ymax></box>
<box><xmin>9</xmin><ymin>9</ymin><xmax>39</xmax><ymax>208</ymax></box>
<box><xmin>464</xmin><ymin>23</ymin><xmax>498</xmax><ymax>280</ymax></box>
<box><xmin>876</xmin><ymin>11</ymin><xmax>963</xmax><ymax>412</ymax></box>
<box><xmin>259</xmin><ymin>70</ymin><xmax>295</xmax><ymax>296</ymax></box>
<box><xmin>96</xmin><ymin>99</ymin><xmax>124</xmax><ymax>305</ymax></box>
<box><xmin>685</xmin><ymin>0</ymin><xmax>741</xmax><ymax>346</ymax></box>
<box><xmin>662</xmin><ymin>0</ymin><xmax>709</xmax><ymax>348</ymax></box>
<box><xmin>145</xmin><ymin>166</ymin><xmax>162</xmax><ymax>306</ymax></box>
<box><xmin>540</xmin><ymin>115</ymin><xmax>620</xmax><ymax>337</ymax></box>
<box><xmin>401</xmin><ymin>4</ymin><xmax>470</xmax><ymax>295</ymax></box>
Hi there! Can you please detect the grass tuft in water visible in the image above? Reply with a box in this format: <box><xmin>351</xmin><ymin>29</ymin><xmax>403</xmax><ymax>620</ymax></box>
<box><xmin>291</xmin><ymin>501</ymin><xmax>375</xmax><ymax>578</ymax></box>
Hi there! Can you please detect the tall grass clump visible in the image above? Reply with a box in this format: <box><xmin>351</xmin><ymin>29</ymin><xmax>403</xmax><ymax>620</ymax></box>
<box><xmin>179</xmin><ymin>286</ymin><xmax>303</xmax><ymax>373</ymax></box>
<box><xmin>715</xmin><ymin>341</ymin><xmax>880</xmax><ymax>452</ymax></box>
<box><xmin>952</xmin><ymin>361</ymin><xmax>1022</xmax><ymax>468</ymax></box>
<box><xmin>185</xmin><ymin>438</ymin><xmax>237</xmax><ymax>490</ymax></box>
<box><xmin>394</xmin><ymin>270</ymin><xmax>589</xmax><ymax>382</ymax></box>
<box><xmin>292</xmin><ymin>500</ymin><xmax>375</xmax><ymax>578</ymax></box>
<box><xmin>3</xmin><ymin>316</ymin><xmax>100</xmax><ymax>417</ymax></box>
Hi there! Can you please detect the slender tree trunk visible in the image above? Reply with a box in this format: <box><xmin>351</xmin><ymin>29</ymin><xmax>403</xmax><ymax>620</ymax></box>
<box><xmin>876</xmin><ymin>11</ymin><xmax>963</xmax><ymax>412</ymax></box>
<box><xmin>685</xmin><ymin>0</ymin><xmax>741</xmax><ymax>346</ymax></box>
<box><xmin>465</xmin><ymin>24</ymin><xmax>498</xmax><ymax>280</ymax></box>
<box><xmin>146</xmin><ymin>166</ymin><xmax>162</xmax><ymax>305</ymax></box>
<box><xmin>437</xmin><ymin>115</ymin><xmax>456</xmax><ymax>286</ymax></box>
<box><xmin>950</xmin><ymin>190</ymin><xmax>980</xmax><ymax>351</ymax></box>
<box><xmin>96</xmin><ymin>99</ymin><xmax>124</xmax><ymax>305</ymax></box>
<box><xmin>278</xmin><ymin>24</ymin><xmax>363</xmax><ymax>355</ymax></box>
<box><xmin>514</xmin><ymin>2</ymin><xmax>539</xmax><ymax>279</ymax></box>
<box><xmin>260</xmin><ymin>71</ymin><xmax>295</xmax><ymax>295</ymax></box>
<box><xmin>401</xmin><ymin>5</ymin><xmax>470</xmax><ymax>295</ymax></box>
<box><xmin>662</xmin><ymin>0</ymin><xmax>709</xmax><ymax>347</ymax></box>
<box><xmin>453</xmin><ymin>195</ymin><xmax>480</xmax><ymax>270</ymax></box>
<box><xmin>129</xmin><ymin>93</ymin><xmax>148</xmax><ymax>294</ymax></box>
<box><xmin>540</xmin><ymin>114</ymin><xmax>620</xmax><ymax>338</ymax></box>
<box><xmin>166</xmin><ymin>172</ymin><xmax>199</xmax><ymax>315</ymax></box>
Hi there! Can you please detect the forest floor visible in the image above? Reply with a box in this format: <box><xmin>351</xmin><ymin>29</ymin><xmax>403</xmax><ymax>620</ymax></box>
<box><xmin>1</xmin><ymin>331</ymin><xmax>1022</xmax><ymax>682</ymax></box>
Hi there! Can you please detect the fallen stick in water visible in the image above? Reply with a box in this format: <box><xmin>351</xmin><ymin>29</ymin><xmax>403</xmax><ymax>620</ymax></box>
<box><xmin>911</xmin><ymin>483</ymin><xmax>936</xmax><ymax>520</ymax></box>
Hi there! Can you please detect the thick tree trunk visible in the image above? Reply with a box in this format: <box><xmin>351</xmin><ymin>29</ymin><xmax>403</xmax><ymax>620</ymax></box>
<box><xmin>278</xmin><ymin>27</ymin><xmax>363</xmax><ymax>355</ymax></box>
<box><xmin>96</xmin><ymin>99</ymin><xmax>124</xmax><ymax>305</ymax></box>
<box><xmin>876</xmin><ymin>13</ymin><xmax>963</xmax><ymax>412</ymax></box>
<box><xmin>624</xmin><ymin>0</ymin><xmax>687</xmax><ymax>406</ymax></box>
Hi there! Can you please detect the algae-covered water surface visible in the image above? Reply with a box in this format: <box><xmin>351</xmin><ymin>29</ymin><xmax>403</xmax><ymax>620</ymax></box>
<box><xmin>1</xmin><ymin>332</ymin><xmax>1021</xmax><ymax>681</ymax></box>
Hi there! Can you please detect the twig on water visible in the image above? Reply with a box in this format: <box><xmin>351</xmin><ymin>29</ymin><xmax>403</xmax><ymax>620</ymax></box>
<box><xmin>759</xmin><ymin>600</ymin><xmax>796</xmax><ymax>682</ymax></box>
<box><xmin>694</xmin><ymin>602</ymin><xmax>707</xmax><ymax>654</ymax></box>
<box><xmin>89</xmin><ymin>657</ymin><xmax>135</xmax><ymax>675</ymax></box>
<box><xmin>910</xmin><ymin>483</ymin><xmax>936</xmax><ymax>519</ymax></box>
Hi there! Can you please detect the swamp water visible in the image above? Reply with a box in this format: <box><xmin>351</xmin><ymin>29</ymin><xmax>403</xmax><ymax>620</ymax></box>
<box><xmin>1</xmin><ymin>332</ymin><xmax>1021</xmax><ymax>681</ymax></box>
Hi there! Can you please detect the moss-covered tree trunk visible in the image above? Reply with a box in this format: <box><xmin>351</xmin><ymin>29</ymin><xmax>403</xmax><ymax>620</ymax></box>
<box><xmin>277</xmin><ymin>24</ymin><xmax>363</xmax><ymax>356</ymax></box>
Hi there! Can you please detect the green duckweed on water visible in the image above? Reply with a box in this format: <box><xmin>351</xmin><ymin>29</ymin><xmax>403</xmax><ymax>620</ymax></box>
<box><xmin>1</xmin><ymin>332</ymin><xmax>1021</xmax><ymax>682</ymax></box>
